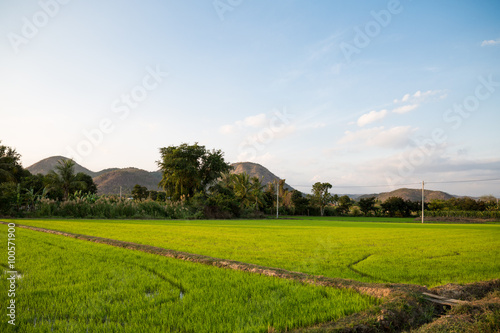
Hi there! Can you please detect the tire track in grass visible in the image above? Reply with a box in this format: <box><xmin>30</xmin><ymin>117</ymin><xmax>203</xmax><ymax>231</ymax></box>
<box><xmin>346</xmin><ymin>254</ymin><xmax>390</xmax><ymax>283</ymax></box>
<box><xmin>347</xmin><ymin>254</ymin><xmax>375</xmax><ymax>280</ymax></box>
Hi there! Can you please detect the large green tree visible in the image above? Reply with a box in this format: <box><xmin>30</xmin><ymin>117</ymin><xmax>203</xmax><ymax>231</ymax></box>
<box><xmin>131</xmin><ymin>184</ymin><xmax>149</xmax><ymax>200</ymax></box>
<box><xmin>0</xmin><ymin>142</ymin><xmax>23</xmax><ymax>183</ymax></box>
<box><xmin>358</xmin><ymin>197</ymin><xmax>377</xmax><ymax>216</ymax></box>
<box><xmin>291</xmin><ymin>190</ymin><xmax>309</xmax><ymax>215</ymax></box>
<box><xmin>157</xmin><ymin>143</ymin><xmax>232</xmax><ymax>201</ymax></box>
<box><xmin>337</xmin><ymin>195</ymin><xmax>353</xmax><ymax>215</ymax></box>
<box><xmin>311</xmin><ymin>182</ymin><xmax>333</xmax><ymax>216</ymax></box>
<box><xmin>74</xmin><ymin>173</ymin><xmax>98</xmax><ymax>195</ymax></box>
<box><xmin>0</xmin><ymin>142</ymin><xmax>26</xmax><ymax>214</ymax></box>
<box><xmin>380</xmin><ymin>197</ymin><xmax>414</xmax><ymax>217</ymax></box>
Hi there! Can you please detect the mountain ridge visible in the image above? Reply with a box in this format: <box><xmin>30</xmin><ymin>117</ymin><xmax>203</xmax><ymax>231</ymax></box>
<box><xmin>358</xmin><ymin>188</ymin><xmax>454</xmax><ymax>202</ymax></box>
<box><xmin>26</xmin><ymin>157</ymin><xmax>295</xmax><ymax>195</ymax></box>
<box><xmin>26</xmin><ymin>156</ymin><xmax>459</xmax><ymax>200</ymax></box>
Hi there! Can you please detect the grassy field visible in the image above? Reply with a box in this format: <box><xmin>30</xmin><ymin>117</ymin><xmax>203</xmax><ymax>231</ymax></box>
<box><xmin>8</xmin><ymin>218</ymin><xmax>500</xmax><ymax>287</ymax></box>
<box><xmin>0</xmin><ymin>225</ymin><xmax>376</xmax><ymax>332</ymax></box>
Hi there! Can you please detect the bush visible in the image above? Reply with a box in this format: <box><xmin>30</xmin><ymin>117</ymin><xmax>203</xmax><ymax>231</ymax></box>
<box><xmin>424</xmin><ymin>210</ymin><xmax>500</xmax><ymax>219</ymax></box>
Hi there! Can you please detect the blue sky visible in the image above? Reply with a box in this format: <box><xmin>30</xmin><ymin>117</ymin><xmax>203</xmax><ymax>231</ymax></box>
<box><xmin>1</xmin><ymin>0</ymin><xmax>499</xmax><ymax>196</ymax></box>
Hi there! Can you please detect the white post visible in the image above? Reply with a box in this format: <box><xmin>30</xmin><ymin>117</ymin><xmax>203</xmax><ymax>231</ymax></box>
<box><xmin>276</xmin><ymin>180</ymin><xmax>279</xmax><ymax>219</ymax></box>
<box><xmin>421</xmin><ymin>181</ymin><xmax>424</xmax><ymax>224</ymax></box>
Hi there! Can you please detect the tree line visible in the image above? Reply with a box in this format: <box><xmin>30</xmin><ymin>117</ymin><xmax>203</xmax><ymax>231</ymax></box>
<box><xmin>0</xmin><ymin>142</ymin><xmax>98</xmax><ymax>216</ymax></box>
<box><xmin>1</xmin><ymin>141</ymin><xmax>498</xmax><ymax>219</ymax></box>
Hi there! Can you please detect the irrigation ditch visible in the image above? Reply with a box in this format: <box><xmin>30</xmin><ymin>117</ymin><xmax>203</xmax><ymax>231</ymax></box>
<box><xmin>2</xmin><ymin>221</ymin><xmax>499</xmax><ymax>332</ymax></box>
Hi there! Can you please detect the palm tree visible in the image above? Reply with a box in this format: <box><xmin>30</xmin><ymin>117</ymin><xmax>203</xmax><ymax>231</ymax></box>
<box><xmin>231</xmin><ymin>173</ymin><xmax>252</xmax><ymax>207</ymax></box>
<box><xmin>46</xmin><ymin>159</ymin><xmax>85</xmax><ymax>200</ymax></box>
<box><xmin>249</xmin><ymin>176</ymin><xmax>264</xmax><ymax>209</ymax></box>
<box><xmin>230</xmin><ymin>173</ymin><xmax>264</xmax><ymax>209</ymax></box>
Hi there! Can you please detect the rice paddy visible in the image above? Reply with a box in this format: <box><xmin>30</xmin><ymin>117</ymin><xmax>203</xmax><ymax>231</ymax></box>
<box><xmin>8</xmin><ymin>218</ymin><xmax>500</xmax><ymax>286</ymax></box>
<box><xmin>0</xmin><ymin>224</ymin><xmax>376</xmax><ymax>332</ymax></box>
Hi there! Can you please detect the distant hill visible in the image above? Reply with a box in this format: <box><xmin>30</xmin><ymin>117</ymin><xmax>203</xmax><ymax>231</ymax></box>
<box><xmin>27</xmin><ymin>157</ymin><xmax>294</xmax><ymax>195</ymax></box>
<box><xmin>27</xmin><ymin>157</ymin><xmax>458</xmax><ymax>199</ymax></box>
<box><xmin>27</xmin><ymin>156</ymin><xmax>97</xmax><ymax>177</ymax></box>
<box><xmin>93</xmin><ymin>168</ymin><xmax>162</xmax><ymax>195</ymax></box>
<box><xmin>359</xmin><ymin>188</ymin><xmax>454</xmax><ymax>202</ymax></box>
<box><xmin>27</xmin><ymin>156</ymin><xmax>161</xmax><ymax>195</ymax></box>
<box><xmin>231</xmin><ymin>162</ymin><xmax>295</xmax><ymax>191</ymax></box>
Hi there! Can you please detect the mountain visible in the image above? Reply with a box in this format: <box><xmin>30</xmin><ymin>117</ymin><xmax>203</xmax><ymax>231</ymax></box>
<box><xmin>27</xmin><ymin>157</ymin><xmax>294</xmax><ymax>195</ymax></box>
<box><xmin>27</xmin><ymin>157</ymin><xmax>161</xmax><ymax>195</ymax></box>
<box><xmin>359</xmin><ymin>188</ymin><xmax>454</xmax><ymax>202</ymax></box>
<box><xmin>93</xmin><ymin>168</ymin><xmax>162</xmax><ymax>195</ymax></box>
<box><xmin>27</xmin><ymin>157</ymin><xmax>456</xmax><ymax>200</ymax></box>
<box><xmin>27</xmin><ymin>156</ymin><xmax>97</xmax><ymax>177</ymax></box>
<box><xmin>231</xmin><ymin>162</ymin><xmax>295</xmax><ymax>191</ymax></box>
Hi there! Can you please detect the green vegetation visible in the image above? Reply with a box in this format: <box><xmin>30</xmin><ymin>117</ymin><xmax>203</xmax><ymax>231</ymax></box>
<box><xmin>310</xmin><ymin>182</ymin><xmax>333</xmax><ymax>216</ymax></box>
<box><xmin>2</xmin><ymin>141</ymin><xmax>498</xmax><ymax>220</ymax></box>
<box><xmin>10</xmin><ymin>218</ymin><xmax>500</xmax><ymax>287</ymax></box>
<box><xmin>0</xmin><ymin>142</ymin><xmax>98</xmax><ymax>216</ymax></box>
<box><xmin>0</xmin><ymin>224</ymin><xmax>376</xmax><ymax>332</ymax></box>
<box><xmin>157</xmin><ymin>143</ymin><xmax>232</xmax><ymax>200</ymax></box>
<box><xmin>425</xmin><ymin>210</ymin><xmax>500</xmax><ymax>219</ymax></box>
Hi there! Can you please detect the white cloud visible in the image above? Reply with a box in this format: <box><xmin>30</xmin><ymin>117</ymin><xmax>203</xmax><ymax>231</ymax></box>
<box><xmin>242</xmin><ymin>113</ymin><xmax>267</xmax><ymax>127</ymax></box>
<box><xmin>481</xmin><ymin>39</ymin><xmax>500</xmax><ymax>46</ymax></box>
<box><xmin>339</xmin><ymin>126</ymin><xmax>416</xmax><ymax>149</ymax></box>
<box><xmin>219</xmin><ymin>113</ymin><xmax>269</xmax><ymax>134</ymax></box>
<box><xmin>390</xmin><ymin>90</ymin><xmax>447</xmax><ymax>116</ymax></box>
<box><xmin>219</xmin><ymin>124</ymin><xmax>237</xmax><ymax>134</ymax></box>
<box><xmin>310</xmin><ymin>174</ymin><xmax>323</xmax><ymax>183</ymax></box>
<box><xmin>357</xmin><ymin>109</ymin><xmax>387</xmax><ymax>127</ymax></box>
<box><xmin>370</xmin><ymin>126</ymin><xmax>417</xmax><ymax>148</ymax></box>
<box><xmin>394</xmin><ymin>89</ymin><xmax>445</xmax><ymax>104</ymax></box>
<box><xmin>393</xmin><ymin>104</ymin><xmax>418</xmax><ymax>114</ymax></box>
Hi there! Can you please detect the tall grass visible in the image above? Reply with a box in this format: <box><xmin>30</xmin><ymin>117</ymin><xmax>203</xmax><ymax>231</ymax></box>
<box><xmin>30</xmin><ymin>197</ymin><xmax>198</xmax><ymax>219</ymax></box>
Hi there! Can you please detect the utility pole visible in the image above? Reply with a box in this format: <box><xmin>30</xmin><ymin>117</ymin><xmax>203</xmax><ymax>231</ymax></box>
<box><xmin>276</xmin><ymin>180</ymin><xmax>279</xmax><ymax>219</ymax></box>
<box><xmin>421</xmin><ymin>181</ymin><xmax>424</xmax><ymax>224</ymax></box>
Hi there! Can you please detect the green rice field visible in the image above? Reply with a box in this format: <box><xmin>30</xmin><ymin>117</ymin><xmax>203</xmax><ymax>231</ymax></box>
<box><xmin>7</xmin><ymin>218</ymin><xmax>500</xmax><ymax>287</ymax></box>
<box><xmin>0</xmin><ymin>225</ymin><xmax>376</xmax><ymax>332</ymax></box>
